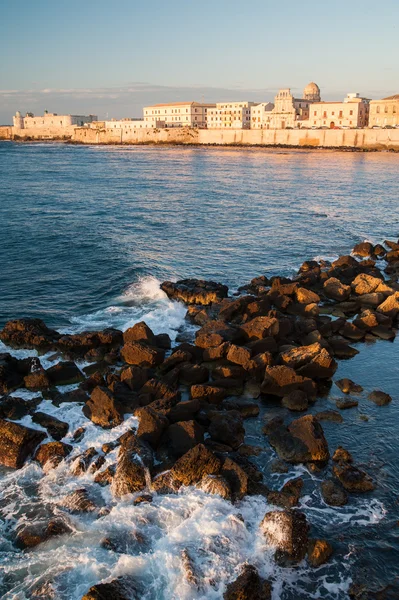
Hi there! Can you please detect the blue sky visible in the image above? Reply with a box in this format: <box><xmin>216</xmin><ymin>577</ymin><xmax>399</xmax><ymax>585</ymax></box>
<box><xmin>0</xmin><ymin>0</ymin><xmax>398</xmax><ymax>123</ymax></box>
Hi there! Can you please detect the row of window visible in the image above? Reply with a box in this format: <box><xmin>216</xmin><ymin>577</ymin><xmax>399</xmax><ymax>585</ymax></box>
<box><xmin>376</xmin><ymin>105</ymin><xmax>397</xmax><ymax>113</ymax></box>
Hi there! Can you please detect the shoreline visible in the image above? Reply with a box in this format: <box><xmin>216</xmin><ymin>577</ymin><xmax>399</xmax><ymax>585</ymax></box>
<box><xmin>0</xmin><ymin>237</ymin><xmax>398</xmax><ymax>597</ymax></box>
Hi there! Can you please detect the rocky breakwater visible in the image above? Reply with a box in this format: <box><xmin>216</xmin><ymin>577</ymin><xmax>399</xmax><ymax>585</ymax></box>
<box><xmin>0</xmin><ymin>238</ymin><xmax>398</xmax><ymax>598</ymax></box>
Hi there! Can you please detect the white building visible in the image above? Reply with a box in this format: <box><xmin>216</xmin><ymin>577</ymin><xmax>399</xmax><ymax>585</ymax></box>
<box><xmin>104</xmin><ymin>118</ymin><xmax>156</xmax><ymax>130</ymax></box>
<box><xmin>143</xmin><ymin>102</ymin><xmax>215</xmax><ymax>128</ymax></box>
<box><xmin>13</xmin><ymin>111</ymin><xmax>97</xmax><ymax>129</ymax></box>
<box><xmin>206</xmin><ymin>102</ymin><xmax>256</xmax><ymax>129</ymax></box>
<box><xmin>250</xmin><ymin>102</ymin><xmax>275</xmax><ymax>129</ymax></box>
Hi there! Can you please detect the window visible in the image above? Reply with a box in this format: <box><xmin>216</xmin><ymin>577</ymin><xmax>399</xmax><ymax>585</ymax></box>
<box><xmin>384</xmin><ymin>106</ymin><xmax>388</xmax><ymax>113</ymax></box>
<box><xmin>350</xmin><ymin>110</ymin><xmax>353</xmax><ymax>116</ymax></box>
<box><xmin>332</xmin><ymin>112</ymin><xmax>335</xmax><ymax>116</ymax></box>
<box><xmin>339</xmin><ymin>111</ymin><xmax>343</xmax><ymax>118</ymax></box>
<box><xmin>377</xmin><ymin>106</ymin><xmax>380</xmax><ymax>113</ymax></box>
<box><xmin>314</xmin><ymin>111</ymin><xmax>317</xmax><ymax>116</ymax></box>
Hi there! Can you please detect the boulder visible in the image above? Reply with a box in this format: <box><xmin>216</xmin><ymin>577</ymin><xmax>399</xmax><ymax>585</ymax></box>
<box><xmin>123</xmin><ymin>321</ymin><xmax>156</xmax><ymax>346</ymax></box>
<box><xmin>24</xmin><ymin>368</ymin><xmax>51</xmax><ymax>391</ymax></box>
<box><xmin>352</xmin><ymin>241</ymin><xmax>374</xmax><ymax>257</ymax></box>
<box><xmin>221</xmin><ymin>457</ymin><xmax>248</xmax><ymax>500</ymax></box>
<box><xmin>196</xmin><ymin>474</ymin><xmax>231</xmax><ymax>500</ymax></box>
<box><xmin>315</xmin><ymin>410</ymin><xmax>343</xmax><ymax>423</ymax></box>
<box><xmin>191</xmin><ymin>384</ymin><xmax>226</xmax><ymax>405</ymax></box>
<box><xmin>267</xmin><ymin>477</ymin><xmax>303</xmax><ymax>508</ymax></box>
<box><xmin>332</xmin><ymin>446</ymin><xmax>353</xmax><ymax>464</ymax></box>
<box><xmin>83</xmin><ymin>386</ymin><xmax>124</xmax><ymax>429</ymax></box>
<box><xmin>208</xmin><ymin>411</ymin><xmax>245</xmax><ymax>450</ymax></box>
<box><xmin>161</xmin><ymin>279</ymin><xmax>228</xmax><ymax>305</ymax></box>
<box><xmin>240</xmin><ymin>317</ymin><xmax>279</xmax><ymax>341</ymax></box>
<box><xmin>280</xmin><ymin>342</ymin><xmax>337</xmax><ymax>379</ymax></box>
<box><xmin>15</xmin><ymin>517</ymin><xmax>71</xmax><ymax>549</ymax></box>
<box><xmin>135</xmin><ymin>406</ymin><xmax>168</xmax><ymax>447</ymax></box>
<box><xmin>81</xmin><ymin>579</ymin><xmax>132</xmax><ymax>600</ymax></box>
<box><xmin>335</xmin><ymin>378</ymin><xmax>363</xmax><ymax>394</ymax></box>
<box><xmin>260</xmin><ymin>509</ymin><xmax>309</xmax><ymax>563</ymax></box>
<box><xmin>170</xmin><ymin>443</ymin><xmax>221</xmax><ymax>487</ymax></box>
<box><xmin>0</xmin><ymin>418</ymin><xmax>46</xmax><ymax>468</ymax></box>
<box><xmin>0</xmin><ymin>395</ymin><xmax>33</xmax><ymax>420</ymax></box>
<box><xmin>120</xmin><ymin>341</ymin><xmax>164</xmax><ymax>367</ymax></box>
<box><xmin>323</xmin><ymin>278</ymin><xmax>351</xmax><ymax>302</ymax></box>
<box><xmin>223</xmin><ymin>565</ymin><xmax>271</xmax><ymax>600</ymax></box>
<box><xmin>281</xmin><ymin>390</ymin><xmax>308</xmax><ymax>411</ymax></box>
<box><xmin>307</xmin><ymin>539</ymin><xmax>333</xmax><ymax>567</ymax></box>
<box><xmin>336</xmin><ymin>398</ymin><xmax>358</xmax><ymax>410</ymax></box>
<box><xmin>61</xmin><ymin>488</ymin><xmax>97</xmax><ymax>513</ymax></box>
<box><xmin>34</xmin><ymin>441</ymin><xmax>72</xmax><ymax>469</ymax></box>
<box><xmin>120</xmin><ymin>365</ymin><xmax>149</xmax><ymax>391</ymax></box>
<box><xmin>111</xmin><ymin>449</ymin><xmax>147</xmax><ymax>498</ymax></box>
<box><xmin>321</xmin><ymin>479</ymin><xmax>348</xmax><ymax>506</ymax></box>
<box><xmin>46</xmin><ymin>361</ymin><xmax>84</xmax><ymax>386</ymax></box>
<box><xmin>377</xmin><ymin>292</ymin><xmax>399</xmax><ymax>319</ymax></box>
<box><xmin>226</xmin><ymin>344</ymin><xmax>252</xmax><ymax>368</ymax></box>
<box><xmin>179</xmin><ymin>364</ymin><xmax>209</xmax><ymax>385</ymax></box>
<box><xmin>139</xmin><ymin>378</ymin><xmax>180</xmax><ymax>403</ymax></box>
<box><xmin>295</xmin><ymin>287</ymin><xmax>320</xmax><ymax>305</ymax></box>
<box><xmin>164</xmin><ymin>399</ymin><xmax>201</xmax><ymax>423</ymax></box>
<box><xmin>333</xmin><ymin>464</ymin><xmax>374</xmax><ymax>492</ymax></box>
<box><xmin>368</xmin><ymin>390</ymin><xmax>392</xmax><ymax>406</ymax></box>
<box><xmin>261</xmin><ymin>365</ymin><xmax>316</xmax><ymax>398</ymax></box>
<box><xmin>71</xmin><ymin>447</ymin><xmax>98</xmax><ymax>476</ymax></box>
<box><xmin>0</xmin><ymin>353</ymin><xmax>26</xmax><ymax>394</ymax></box>
<box><xmin>0</xmin><ymin>318</ymin><xmax>59</xmax><ymax>349</ymax></box>
<box><xmin>287</xmin><ymin>415</ymin><xmax>330</xmax><ymax>464</ymax></box>
<box><xmin>32</xmin><ymin>412</ymin><xmax>69</xmax><ymax>441</ymax></box>
<box><xmin>94</xmin><ymin>465</ymin><xmax>115</xmax><ymax>487</ymax></box>
<box><xmin>167</xmin><ymin>420</ymin><xmax>204</xmax><ymax>456</ymax></box>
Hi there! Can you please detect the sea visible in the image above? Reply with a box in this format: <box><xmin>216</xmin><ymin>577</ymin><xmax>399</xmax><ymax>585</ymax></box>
<box><xmin>0</xmin><ymin>141</ymin><xmax>399</xmax><ymax>599</ymax></box>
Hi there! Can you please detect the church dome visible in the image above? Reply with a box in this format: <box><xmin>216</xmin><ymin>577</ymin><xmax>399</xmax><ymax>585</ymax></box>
<box><xmin>304</xmin><ymin>82</ymin><xmax>321</xmax><ymax>101</ymax></box>
<box><xmin>15</xmin><ymin>111</ymin><xmax>21</xmax><ymax>117</ymax></box>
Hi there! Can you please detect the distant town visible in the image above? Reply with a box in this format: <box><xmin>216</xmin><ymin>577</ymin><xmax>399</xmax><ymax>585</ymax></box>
<box><xmin>9</xmin><ymin>83</ymin><xmax>399</xmax><ymax>134</ymax></box>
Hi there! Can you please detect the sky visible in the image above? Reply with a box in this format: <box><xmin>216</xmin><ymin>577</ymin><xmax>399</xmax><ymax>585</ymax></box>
<box><xmin>0</xmin><ymin>0</ymin><xmax>398</xmax><ymax>123</ymax></box>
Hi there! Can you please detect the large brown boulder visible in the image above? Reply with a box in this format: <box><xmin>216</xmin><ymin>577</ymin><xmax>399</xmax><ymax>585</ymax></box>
<box><xmin>377</xmin><ymin>292</ymin><xmax>399</xmax><ymax>319</ymax></box>
<box><xmin>31</xmin><ymin>412</ymin><xmax>69</xmax><ymax>441</ymax></box>
<box><xmin>323</xmin><ymin>278</ymin><xmax>351</xmax><ymax>301</ymax></box>
<box><xmin>332</xmin><ymin>464</ymin><xmax>374</xmax><ymax>492</ymax></box>
<box><xmin>0</xmin><ymin>318</ymin><xmax>60</xmax><ymax>349</ymax></box>
<box><xmin>191</xmin><ymin>384</ymin><xmax>226</xmax><ymax>405</ymax></box>
<box><xmin>171</xmin><ymin>443</ymin><xmax>221</xmax><ymax>487</ymax></box>
<box><xmin>0</xmin><ymin>353</ymin><xmax>26</xmax><ymax>394</ymax></box>
<box><xmin>261</xmin><ymin>365</ymin><xmax>316</xmax><ymax>398</ymax></box>
<box><xmin>81</xmin><ymin>578</ymin><xmax>133</xmax><ymax>600</ymax></box>
<box><xmin>352</xmin><ymin>241</ymin><xmax>374</xmax><ymax>257</ymax></box>
<box><xmin>57</xmin><ymin>328</ymin><xmax>123</xmax><ymax>356</ymax></box>
<box><xmin>240</xmin><ymin>317</ymin><xmax>279</xmax><ymax>341</ymax></box>
<box><xmin>161</xmin><ymin>279</ymin><xmax>228</xmax><ymax>305</ymax></box>
<box><xmin>221</xmin><ymin>457</ymin><xmax>248</xmax><ymax>500</ymax></box>
<box><xmin>46</xmin><ymin>361</ymin><xmax>84</xmax><ymax>386</ymax></box>
<box><xmin>0</xmin><ymin>418</ymin><xmax>46</xmax><ymax>468</ymax></box>
<box><xmin>83</xmin><ymin>386</ymin><xmax>124</xmax><ymax>429</ymax></box>
<box><xmin>288</xmin><ymin>415</ymin><xmax>330</xmax><ymax>464</ymax></box>
<box><xmin>197</xmin><ymin>474</ymin><xmax>232</xmax><ymax>500</ymax></box>
<box><xmin>34</xmin><ymin>441</ymin><xmax>72</xmax><ymax>469</ymax></box>
<box><xmin>15</xmin><ymin>517</ymin><xmax>71</xmax><ymax>549</ymax></box>
<box><xmin>280</xmin><ymin>342</ymin><xmax>337</xmax><ymax>379</ymax></box>
<box><xmin>123</xmin><ymin>321</ymin><xmax>156</xmax><ymax>346</ymax></box>
<box><xmin>351</xmin><ymin>273</ymin><xmax>386</xmax><ymax>296</ymax></box>
<box><xmin>120</xmin><ymin>341</ymin><xmax>164</xmax><ymax>367</ymax></box>
<box><xmin>260</xmin><ymin>509</ymin><xmax>309</xmax><ymax>564</ymax></box>
<box><xmin>178</xmin><ymin>363</ymin><xmax>209</xmax><ymax>385</ymax></box>
<box><xmin>307</xmin><ymin>539</ymin><xmax>333</xmax><ymax>567</ymax></box>
<box><xmin>120</xmin><ymin>365</ymin><xmax>149</xmax><ymax>391</ymax></box>
<box><xmin>167</xmin><ymin>420</ymin><xmax>204</xmax><ymax>456</ymax></box>
<box><xmin>0</xmin><ymin>395</ymin><xmax>33</xmax><ymax>420</ymax></box>
<box><xmin>223</xmin><ymin>565</ymin><xmax>271</xmax><ymax>600</ymax></box>
<box><xmin>208</xmin><ymin>411</ymin><xmax>245</xmax><ymax>450</ymax></box>
<box><xmin>321</xmin><ymin>479</ymin><xmax>348</xmax><ymax>506</ymax></box>
<box><xmin>111</xmin><ymin>442</ymin><xmax>148</xmax><ymax>498</ymax></box>
<box><xmin>135</xmin><ymin>406</ymin><xmax>168</xmax><ymax>447</ymax></box>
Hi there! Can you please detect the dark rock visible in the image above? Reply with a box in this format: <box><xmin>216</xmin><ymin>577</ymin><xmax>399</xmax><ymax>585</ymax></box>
<box><xmin>281</xmin><ymin>390</ymin><xmax>308</xmax><ymax>411</ymax></box>
<box><xmin>315</xmin><ymin>410</ymin><xmax>343</xmax><ymax>423</ymax></box>
<box><xmin>321</xmin><ymin>479</ymin><xmax>348</xmax><ymax>506</ymax></box>
<box><xmin>46</xmin><ymin>361</ymin><xmax>84</xmax><ymax>386</ymax></box>
<box><xmin>368</xmin><ymin>390</ymin><xmax>392</xmax><ymax>406</ymax></box>
<box><xmin>323</xmin><ymin>278</ymin><xmax>351</xmax><ymax>301</ymax></box>
<box><xmin>34</xmin><ymin>441</ymin><xmax>72</xmax><ymax>468</ymax></box>
<box><xmin>72</xmin><ymin>426</ymin><xmax>85</xmax><ymax>442</ymax></box>
<box><xmin>133</xmin><ymin>493</ymin><xmax>153</xmax><ymax>505</ymax></box>
<box><xmin>31</xmin><ymin>412</ymin><xmax>69</xmax><ymax>441</ymax></box>
<box><xmin>221</xmin><ymin>457</ymin><xmax>248</xmax><ymax>500</ymax></box>
<box><xmin>262</xmin><ymin>416</ymin><xmax>284</xmax><ymax>435</ymax></box>
<box><xmin>307</xmin><ymin>538</ymin><xmax>333</xmax><ymax>567</ymax></box>
<box><xmin>335</xmin><ymin>378</ymin><xmax>363</xmax><ymax>394</ymax></box>
<box><xmin>280</xmin><ymin>342</ymin><xmax>337</xmax><ymax>379</ymax></box>
<box><xmin>179</xmin><ymin>363</ymin><xmax>209</xmax><ymax>385</ymax></box>
<box><xmin>167</xmin><ymin>420</ymin><xmax>204</xmax><ymax>456</ymax></box>
<box><xmin>287</xmin><ymin>415</ymin><xmax>329</xmax><ymax>464</ymax></box>
<box><xmin>81</xmin><ymin>578</ymin><xmax>133</xmax><ymax>600</ymax></box>
<box><xmin>0</xmin><ymin>418</ymin><xmax>46</xmax><ymax>468</ymax></box>
<box><xmin>240</xmin><ymin>316</ymin><xmax>279</xmax><ymax>341</ymax></box>
<box><xmin>161</xmin><ymin>279</ymin><xmax>228</xmax><ymax>305</ymax></box>
<box><xmin>336</xmin><ymin>398</ymin><xmax>358</xmax><ymax>409</ymax></box>
<box><xmin>83</xmin><ymin>386</ymin><xmax>124</xmax><ymax>429</ymax></box>
<box><xmin>135</xmin><ymin>406</ymin><xmax>168</xmax><ymax>447</ymax></box>
<box><xmin>123</xmin><ymin>321</ymin><xmax>156</xmax><ymax>346</ymax></box>
<box><xmin>0</xmin><ymin>318</ymin><xmax>60</xmax><ymax>349</ymax></box>
<box><xmin>223</xmin><ymin>565</ymin><xmax>271</xmax><ymax>600</ymax></box>
<box><xmin>261</xmin><ymin>365</ymin><xmax>316</xmax><ymax>398</ymax></box>
<box><xmin>267</xmin><ymin>477</ymin><xmax>303</xmax><ymax>508</ymax></box>
<box><xmin>260</xmin><ymin>509</ymin><xmax>309</xmax><ymax>563</ymax></box>
<box><xmin>170</xmin><ymin>443</ymin><xmax>221</xmax><ymax>487</ymax></box>
<box><xmin>208</xmin><ymin>411</ymin><xmax>245</xmax><ymax>450</ymax></box>
<box><xmin>165</xmin><ymin>399</ymin><xmax>200</xmax><ymax>423</ymax></box>
<box><xmin>333</xmin><ymin>464</ymin><xmax>374</xmax><ymax>492</ymax></box>
<box><xmin>120</xmin><ymin>341</ymin><xmax>164</xmax><ymax>367</ymax></box>
<box><xmin>24</xmin><ymin>368</ymin><xmax>51</xmax><ymax>391</ymax></box>
<box><xmin>15</xmin><ymin>517</ymin><xmax>71</xmax><ymax>549</ymax></box>
<box><xmin>191</xmin><ymin>384</ymin><xmax>226</xmax><ymax>405</ymax></box>
<box><xmin>94</xmin><ymin>465</ymin><xmax>115</xmax><ymax>486</ymax></box>
<box><xmin>332</xmin><ymin>446</ymin><xmax>353</xmax><ymax>464</ymax></box>
<box><xmin>0</xmin><ymin>395</ymin><xmax>33</xmax><ymax>420</ymax></box>
<box><xmin>71</xmin><ymin>447</ymin><xmax>97</xmax><ymax>476</ymax></box>
<box><xmin>0</xmin><ymin>353</ymin><xmax>25</xmax><ymax>394</ymax></box>
<box><xmin>197</xmin><ymin>474</ymin><xmax>231</xmax><ymax>499</ymax></box>
<box><xmin>120</xmin><ymin>365</ymin><xmax>149</xmax><ymax>391</ymax></box>
<box><xmin>270</xmin><ymin>459</ymin><xmax>289</xmax><ymax>473</ymax></box>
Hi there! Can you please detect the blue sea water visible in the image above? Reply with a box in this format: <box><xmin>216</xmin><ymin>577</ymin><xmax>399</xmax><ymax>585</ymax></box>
<box><xmin>0</xmin><ymin>141</ymin><xmax>399</xmax><ymax>600</ymax></box>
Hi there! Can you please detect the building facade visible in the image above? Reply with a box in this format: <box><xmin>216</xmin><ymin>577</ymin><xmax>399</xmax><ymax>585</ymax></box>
<box><xmin>250</xmin><ymin>102</ymin><xmax>274</xmax><ymax>128</ymax></box>
<box><xmin>143</xmin><ymin>102</ymin><xmax>215</xmax><ymax>128</ymax></box>
<box><xmin>13</xmin><ymin>111</ymin><xmax>97</xmax><ymax>129</ymax></box>
<box><xmin>306</xmin><ymin>93</ymin><xmax>370</xmax><ymax>129</ymax></box>
<box><xmin>206</xmin><ymin>102</ymin><xmax>256</xmax><ymax>129</ymax></box>
<box><xmin>104</xmin><ymin>118</ymin><xmax>156</xmax><ymax>130</ymax></box>
<box><xmin>265</xmin><ymin>82</ymin><xmax>321</xmax><ymax>129</ymax></box>
<box><xmin>369</xmin><ymin>94</ymin><xmax>399</xmax><ymax>128</ymax></box>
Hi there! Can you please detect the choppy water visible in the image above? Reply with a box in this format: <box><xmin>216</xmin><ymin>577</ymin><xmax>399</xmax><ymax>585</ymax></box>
<box><xmin>0</xmin><ymin>141</ymin><xmax>399</xmax><ymax>599</ymax></box>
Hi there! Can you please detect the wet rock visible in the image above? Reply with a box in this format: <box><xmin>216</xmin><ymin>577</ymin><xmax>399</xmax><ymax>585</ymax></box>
<box><xmin>15</xmin><ymin>517</ymin><xmax>72</xmax><ymax>549</ymax></box>
<box><xmin>335</xmin><ymin>378</ymin><xmax>363</xmax><ymax>394</ymax></box>
<box><xmin>120</xmin><ymin>365</ymin><xmax>149</xmax><ymax>391</ymax></box>
<box><xmin>81</xmin><ymin>578</ymin><xmax>133</xmax><ymax>600</ymax></box>
<box><xmin>0</xmin><ymin>395</ymin><xmax>33</xmax><ymax>420</ymax></box>
<box><xmin>0</xmin><ymin>318</ymin><xmax>60</xmax><ymax>349</ymax></box>
<box><xmin>0</xmin><ymin>418</ymin><xmax>47</xmax><ymax>468</ymax></box>
<box><xmin>46</xmin><ymin>361</ymin><xmax>84</xmax><ymax>386</ymax></box>
<box><xmin>222</xmin><ymin>400</ymin><xmax>259</xmax><ymax>418</ymax></box>
<box><xmin>180</xmin><ymin>548</ymin><xmax>199</xmax><ymax>587</ymax></box>
<box><xmin>321</xmin><ymin>479</ymin><xmax>348</xmax><ymax>506</ymax></box>
<box><xmin>161</xmin><ymin>279</ymin><xmax>228</xmax><ymax>305</ymax></box>
<box><xmin>0</xmin><ymin>353</ymin><xmax>26</xmax><ymax>394</ymax></box>
<box><xmin>268</xmin><ymin>415</ymin><xmax>330</xmax><ymax>465</ymax></box>
<box><xmin>240</xmin><ymin>316</ymin><xmax>279</xmax><ymax>341</ymax></box>
<box><xmin>165</xmin><ymin>399</ymin><xmax>201</xmax><ymax>423</ymax></box>
<box><xmin>323</xmin><ymin>277</ymin><xmax>351</xmax><ymax>301</ymax></box>
<box><xmin>282</xmin><ymin>390</ymin><xmax>308</xmax><ymax>411</ymax></box>
<box><xmin>120</xmin><ymin>341</ymin><xmax>164</xmax><ymax>367</ymax></box>
<box><xmin>191</xmin><ymin>383</ymin><xmax>226</xmax><ymax>405</ymax></box>
<box><xmin>24</xmin><ymin>368</ymin><xmax>51</xmax><ymax>391</ymax></box>
<box><xmin>94</xmin><ymin>465</ymin><xmax>115</xmax><ymax>486</ymax></box>
<box><xmin>352</xmin><ymin>241</ymin><xmax>374</xmax><ymax>257</ymax></box>
<box><xmin>61</xmin><ymin>488</ymin><xmax>97</xmax><ymax>513</ymax></box>
<box><xmin>135</xmin><ymin>406</ymin><xmax>168</xmax><ymax>447</ymax></box>
<box><xmin>267</xmin><ymin>477</ymin><xmax>303</xmax><ymax>508</ymax></box>
<box><xmin>167</xmin><ymin>420</ymin><xmax>204</xmax><ymax>456</ymax></box>
<box><xmin>133</xmin><ymin>493</ymin><xmax>153</xmax><ymax>505</ymax></box>
<box><xmin>171</xmin><ymin>443</ymin><xmax>221</xmax><ymax>487</ymax></box>
<box><xmin>261</xmin><ymin>365</ymin><xmax>316</xmax><ymax>398</ymax></box>
<box><xmin>377</xmin><ymin>292</ymin><xmax>399</xmax><ymax>319</ymax></box>
<box><xmin>111</xmin><ymin>450</ymin><xmax>147</xmax><ymax>498</ymax></box>
<box><xmin>123</xmin><ymin>321</ymin><xmax>156</xmax><ymax>346</ymax></box>
<box><xmin>314</xmin><ymin>410</ymin><xmax>343</xmax><ymax>423</ymax></box>
<box><xmin>262</xmin><ymin>416</ymin><xmax>284</xmax><ymax>435</ymax></box>
<box><xmin>368</xmin><ymin>390</ymin><xmax>392</xmax><ymax>406</ymax></box>
<box><xmin>30</xmin><ymin>581</ymin><xmax>57</xmax><ymax>599</ymax></box>
<box><xmin>333</xmin><ymin>464</ymin><xmax>374</xmax><ymax>492</ymax></box>
<box><xmin>197</xmin><ymin>474</ymin><xmax>232</xmax><ymax>499</ymax></box>
<box><xmin>223</xmin><ymin>565</ymin><xmax>271</xmax><ymax>600</ymax></box>
<box><xmin>208</xmin><ymin>411</ymin><xmax>245</xmax><ymax>450</ymax></box>
<box><xmin>270</xmin><ymin>459</ymin><xmax>289</xmax><ymax>473</ymax></box>
<box><xmin>82</xmin><ymin>386</ymin><xmax>124</xmax><ymax>429</ymax></box>
<box><xmin>336</xmin><ymin>398</ymin><xmax>358</xmax><ymax>410</ymax></box>
<box><xmin>295</xmin><ymin>287</ymin><xmax>320</xmax><ymax>305</ymax></box>
<box><xmin>307</xmin><ymin>538</ymin><xmax>333</xmax><ymax>567</ymax></box>
<box><xmin>72</xmin><ymin>426</ymin><xmax>85</xmax><ymax>442</ymax></box>
<box><xmin>179</xmin><ymin>363</ymin><xmax>209</xmax><ymax>385</ymax></box>
<box><xmin>89</xmin><ymin>455</ymin><xmax>106</xmax><ymax>473</ymax></box>
<box><xmin>260</xmin><ymin>509</ymin><xmax>309</xmax><ymax>564</ymax></box>
<box><xmin>280</xmin><ymin>342</ymin><xmax>337</xmax><ymax>379</ymax></box>
<box><xmin>332</xmin><ymin>446</ymin><xmax>353</xmax><ymax>464</ymax></box>
<box><xmin>221</xmin><ymin>457</ymin><xmax>248</xmax><ymax>500</ymax></box>
<box><xmin>226</xmin><ymin>344</ymin><xmax>252</xmax><ymax>368</ymax></box>
<box><xmin>34</xmin><ymin>441</ymin><xmax>72</xmax><ymax>469</ymax></box>
<box><xmin>71</xmin><ymin>447</ymin><xmax>98</xmax><ymax>476</ymax></box>
<box><xmin>31</xmin><ymin>412</ymin><xmax>69</xmax><ymax>441</ymax></box>
<box><xmin>212</xmin><ymin>364</ymin><xmax>246</xmax><ymax>381</ymax></box>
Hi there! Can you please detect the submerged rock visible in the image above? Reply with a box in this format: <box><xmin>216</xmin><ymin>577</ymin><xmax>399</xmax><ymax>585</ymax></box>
<box><xmin>260</xmin><ymin>509</ymin><xmax>309</xmax><ymax>564</ymax></box>
<box><xmin>15</xmin><ymin>517</ymin><xmax>72</xmax><ymax>549</ymax></box>
<box><xmin>333</xmin><ymin>464</ymin><xmax>374</xmax><ymax>492</ymax></box>
<box><xmin>321</xmin><ymin>479</ymin><xmax>348</xmax><ymax>506</ymax></box>
<box><xmin>31</xmin><ymin>412</ymin><xmax>69</xmax><ymax>441</ymax></box>
<box><xmin>196</xmin><ymin>474</ymin><xmax>231</xmax><ymax>500</ymax></box>
<box><xmin>307</xmin><ymin>538</ymin><xmax>333</xmax><ymax>567</ymax></box>
<box><xmin>0</xmin><ymin>418</ymin><xmax>46</xmax><ymax>468</ymax></box>
<box><xmin>335</xmin><ymin>378</ymin><xmax>363</xmax><ymax>394</ymax></box>
<box><xmin>81</xmin><ymin>578</ymin><xmax>134</xmax><ymax>600</ymax></box>
<box><xmin>223</xmin><ymin>565</ymin><xmax>271</xmax><ymax>600</ymax></box>
<box><xmin>368</xmin><ymin>390</ymin><xmax>392</xmax><ymax>406</ymax></box>
<box><xmin>208</xmin><ymin>411</ymin><xmax>245</xmax><ymax>450</ymax></box>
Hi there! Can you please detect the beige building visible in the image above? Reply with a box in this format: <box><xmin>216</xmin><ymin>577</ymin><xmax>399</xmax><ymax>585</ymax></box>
<box><xmin>13</xmin><ymin>111</ymin><xmax>97</xmax><ymax>129</ymax></box>
<box><xmin>143</xmin><ymin>102</ymin><xmax>215</xmax><ymax>128</ymax></box>
<box><xmin>369</xmin><ymin>94</ymin><xmax>399</xmax><ymax>128</ymax></box>
<box><xmin>265</xmin><ymin>83</ymin><xmax>321</xmax><ymax>129</ymax></box>
<box><xmin>306</xmin><ymin>93</ymin><xmax>370</xmax><ymax>129</ymax></box>
<box><xmin>206</xmin><ymin>101</ymin><xmax>256</xmax><ymax>129</ymax></box>
<box><xmin>104</xmin><ymin>118</ymin><xmax>156</xmax><ymax>130</ymax></box>
<box><xmin>250</xmin><ymin>102</ymin><xmax>274</xmax><ymax>128</ymax></box>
